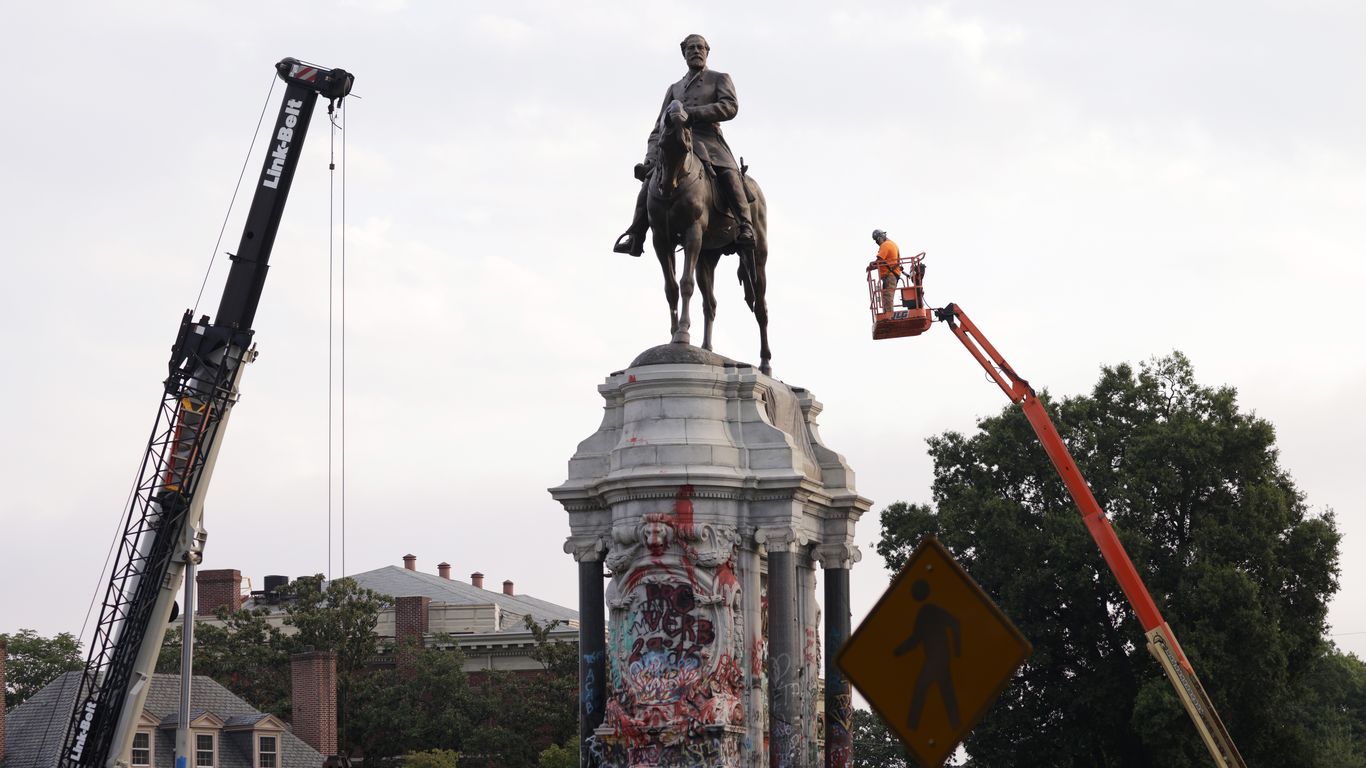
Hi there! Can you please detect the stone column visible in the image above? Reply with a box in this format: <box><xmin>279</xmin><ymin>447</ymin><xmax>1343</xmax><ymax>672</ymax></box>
<box><xmin>569</xmin><ymin>537</ymin><xmax>608</xmax><ymax>767</ymax></box>
<box><xmin>739</xmin><ymin>533</ymin><xmax>765</xmax><ymax>768</ymax></box>
<box><xmin>817</xmin><ymin>544</ymin><xmax>856</xmax><ymax>768</ymax></box>
<box><xmin>798</xmin><ymin>550</ymin><xmax>821</xmax><ymax>764</ymax></box>
<box><xmin>762</xmin><ymin>529</ymin><xmax>801</xmax><ymax>768</ymax></box>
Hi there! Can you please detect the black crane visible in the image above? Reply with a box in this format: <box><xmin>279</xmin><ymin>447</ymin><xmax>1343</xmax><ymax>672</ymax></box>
<box><xmin>59</xmin><ymin>58</ymin><xmax>353</xmax><ymax>768</ymax></box>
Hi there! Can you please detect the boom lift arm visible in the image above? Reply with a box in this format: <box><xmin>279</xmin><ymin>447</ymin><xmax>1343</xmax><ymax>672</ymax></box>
<box><xmin>933</xmin><ymin>303</ymin><xmax>1246</xmax><ymax>768</ymax></box>
<box><xmin>60</xmin><ymin>58</ymin><xmax>353</xmax><ymax>768</ymax></box>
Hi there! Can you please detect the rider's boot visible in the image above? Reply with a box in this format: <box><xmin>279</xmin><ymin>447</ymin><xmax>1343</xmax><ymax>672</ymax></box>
<box><xmin>721</xmin><ymin>170</ymin><xmax>756</xmax><ymax>246</ymax></box>
<box><xmin>613</xmin><ymin>183</ymin><xmax>649</xmax><ymax>257</ymax></box>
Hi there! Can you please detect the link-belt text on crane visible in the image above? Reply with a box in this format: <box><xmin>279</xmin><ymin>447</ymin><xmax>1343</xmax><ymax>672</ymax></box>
<box><xmin>261</xmin><ymin>99</ymin><xmax>304</xmax><ymax>189</ymax></box>
<box><xmin>68</xmin><ymin>699</ymin><xmax>98</xmax><ymax>762</ymax></box>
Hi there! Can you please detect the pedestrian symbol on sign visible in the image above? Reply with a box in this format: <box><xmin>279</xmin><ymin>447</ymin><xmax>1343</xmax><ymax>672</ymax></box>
<box><xmin>897</xmin><ymin>579</ymin><xmax>962</xmax><ymax>731</ymax></box>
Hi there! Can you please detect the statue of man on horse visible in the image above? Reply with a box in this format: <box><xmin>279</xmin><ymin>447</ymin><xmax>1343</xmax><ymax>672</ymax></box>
<box><xmin>613</xmin><ymin>34</ymin><xmax>756</xmax><ymax>258</ymax></box>
<box><xmin>612</xmin><ymin>34</ymin><xmax>772</xmax><ymax>375</ymax></box>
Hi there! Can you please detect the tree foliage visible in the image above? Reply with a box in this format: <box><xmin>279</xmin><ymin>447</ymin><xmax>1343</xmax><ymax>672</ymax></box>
<box><xmin>850</xmin><ymin>707</ymin><xmax>910</xmax><ymax>768</ymax></box>
<box><xmin>876</xmin><ymin>352</ymin><xmax>1359</xmax><ymax>766</ymax></box>
<box><xmin>281</xmin><ymin>575</ymin><xmax>390</xmax><ymax>678</ymax></box>
<box><xmin>157</xmin><ymin>608</ymin><xmax>291</xmax><ymax>718</ymax></box>
<box><xmin>456</xmin><ymin>617</ymin><xmax>579</xmax><ymax>768</ymax></box>
<box><xmin>348</xmin><ymin>638</ymin><xmax>473</xmax><ymax>761</ymax></box>
<box><xmin>157</xmin><ymin>575</ymin><xmax>388</xmax><ymax>720</ymax></box>
<box><xmin>400</xmin><ymin>749</ymin><xmax>460</xmax><ymax>768</ymax></box>
<box><xmin>1</xmin><ymin>628</ymin><xmax>84</xmax><ymax>707</ymax></box>
<box><xmin>536</xmin><ymin>741</ymin><xmax>577</xmax><ymax>768</ymax></box>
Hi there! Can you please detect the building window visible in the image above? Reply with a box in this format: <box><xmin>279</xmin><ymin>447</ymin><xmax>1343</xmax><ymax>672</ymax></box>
<box><xmin>258</xmin><ymin>735</ymin><xmax>278</xmax><ymax>768</ymax></box>
<box><xmin>132</xmin><ymin>732</ymin><xmax>151</xmax><ymax>767</ymax></box>
<box><xmin>196</xmin><ymin>734</ymin><xmax>215</xmax><ymax>768</ymax></box>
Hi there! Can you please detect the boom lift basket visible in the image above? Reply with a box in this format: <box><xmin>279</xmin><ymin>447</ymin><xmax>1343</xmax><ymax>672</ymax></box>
<box><xmin>867</xmin><ymin>251</ymin><xmax>933</xmax><ymax>339</ymax></box>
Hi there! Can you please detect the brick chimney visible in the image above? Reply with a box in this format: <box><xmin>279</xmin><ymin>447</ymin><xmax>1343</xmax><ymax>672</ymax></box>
<box><xmin>291</xmin><ymin>651</ymin><xmax>337</xmax><ymax>757</ymax></box>
<box><xmin>437</xmin><ymin>562</ymin><xmax>451</xmax><ymax>579</ymax></box>
<box><xmin>471</xmin><ymin>572</ymin><xmax>484</xmax><ymax>589</ymax></box>
<box><xmin>197</xmin><ymin>569</ymin><xmax>242</xmax><ymax>615</ymax></box>
<box><xmin>395</xmin><ymin>596</ymin><xmax>431</xmax><ymax>647</ymax></box>
<box><xmin>402</xmin><ymin>554</ymin><xmax>416</xmax><ymax>571</ymax></box>
<box><xmin>502</xmin><ymin>580</ymin><xmax>515</xmax><ymax>596</ymax></box>
<box><xmin>1</xmin><ymin>637</ymin><xmax>8</xmax><ymax>764</ymax></box>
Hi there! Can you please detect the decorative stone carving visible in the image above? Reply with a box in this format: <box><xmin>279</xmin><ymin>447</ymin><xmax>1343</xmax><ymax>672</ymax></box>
<box><xmin>810</xmin><ymin>543</ymin><xmax>863</xmax><ymax>571</ymax></box>
<box><xmin>601</xmin><ymin>497</ymin><xmax>747</xmax><ymax>766</ymax></box>
<box><xmin>565</xmin><ymin>535</ymin><xmax>610</xmax><ymax>563</ymax></box>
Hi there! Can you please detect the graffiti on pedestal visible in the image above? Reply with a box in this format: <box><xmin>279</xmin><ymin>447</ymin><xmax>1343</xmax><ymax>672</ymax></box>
<box><xmin>601</xmin><ymin>486</ymin><xmax>746</xmax><ymax>766</ymax></box>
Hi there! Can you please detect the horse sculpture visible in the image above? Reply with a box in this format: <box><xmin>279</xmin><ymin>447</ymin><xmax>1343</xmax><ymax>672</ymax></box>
<box><xmin>647</xmin><ymin>100</ymin><xmax>771</xmax><ymax>375</ymax></box>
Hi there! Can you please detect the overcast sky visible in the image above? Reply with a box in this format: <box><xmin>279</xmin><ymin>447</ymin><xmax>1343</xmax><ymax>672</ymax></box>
<box><xmin>3</xmin><ymin>0</ymin><xmax>1363</xmax><ymax>679</ymax></box>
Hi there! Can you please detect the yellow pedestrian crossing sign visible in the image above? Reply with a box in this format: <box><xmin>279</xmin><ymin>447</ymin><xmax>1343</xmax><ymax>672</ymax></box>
<box><xmin>838</xmin><ymin>535</ymin><xmax>1031</xmax><ymax>767</ymax></box>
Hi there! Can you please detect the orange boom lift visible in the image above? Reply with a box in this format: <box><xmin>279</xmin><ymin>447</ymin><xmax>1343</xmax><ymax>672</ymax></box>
<box><xmin>866</xmin><ymin>254</ymin><xmax>1246</xmax><ymax>767</ymax></box>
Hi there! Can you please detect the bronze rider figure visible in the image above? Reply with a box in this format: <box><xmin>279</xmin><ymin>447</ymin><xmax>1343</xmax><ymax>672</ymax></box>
<box><xmin>613</xmin><ymin>34</ymin><xmax>757</xmax><ymax>257</ymax></box>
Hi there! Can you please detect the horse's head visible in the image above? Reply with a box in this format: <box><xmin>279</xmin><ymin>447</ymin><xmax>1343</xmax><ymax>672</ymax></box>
<box><xmin>659</xmin><ymin>99</ymin><xmax>692</xmax><ymax>155</ymax></box>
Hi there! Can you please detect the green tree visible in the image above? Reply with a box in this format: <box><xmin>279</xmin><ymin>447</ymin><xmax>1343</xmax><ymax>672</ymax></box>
<box><xmin>400</xmin><ymin>749</ymin><xmax>459</xmax><ymax>768</ymax></box>
<box><xmin>850</xmin><ymin>707</ymin><xmax>910</xmax><ymax>768</ymax></box>
<box><xmin>157</xmin><ymin>609</ymin><xmax>292</xmax><ymax>718</ymax></box>
<box><xmin>156</xmin><ymin>576</ymin><xmax>390</xmax><ymax>733</ymax></box>
<box><xmin>876</xmin><ymin>352</ymin><xmax>1355</xmax><ymax>766</ymax></box>
<box><xmin>282</xmin><ymin>576</ymin><xmax>391</xmax><ymax>677</ymax></box>
<box><xmin>457</xmin><ymin>617</ymin><xmax>578</xmax><ymax>768</ymax></box>
<box><xmin>1</xmin><ymin>629</ymin><xmax>84</xmax><ymax>707</ymax></box>
<box><xmin>536</xmin><ymin>741</ymin><xmax>576</xmax><ymax>768</ymax></box>
<box><xmin>521</xmin><ymin>616</ymin><xmax>579</xmax><ymax>747</ymax></box>
<box><xmin>347</xmin><ymin>639</ymin><xmax>473</xmax><ymax>761</ymax></box>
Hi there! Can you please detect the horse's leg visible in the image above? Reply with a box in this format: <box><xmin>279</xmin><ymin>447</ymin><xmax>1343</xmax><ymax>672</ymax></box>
<box><xmin>697</xmin><ymin>250</ymin><xmax>720</xmax><ymax>352</ymax></box>
<box><xmin>672</xmin><ymin>221</ymin><xmax>703</xmax><ymax>344</ymax></box>
<box><xmin>751</xmin><ymin>196</ymin><xmax>771</xmax><ymax>375</ymax></box>
<box><xmin>753</xmin><ymin>247</ymin><xmax>771</xmax><ymax>375</ymax></box>
<box><xmin>653</xmin><ymin>229</ymin><xmax>679</xmax><ymax>335</ymax></box>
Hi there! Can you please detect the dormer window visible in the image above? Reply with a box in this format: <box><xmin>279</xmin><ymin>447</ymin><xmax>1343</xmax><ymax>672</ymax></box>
<box><xmin>196</xmin><ymin>733</ymin><xmax>215</xmax><ymax>768</ymax></box>
<box><xmin>258</xmin><ymin>735</ymin><xmax>278</xmax><ymax>768</ymax></box>
<box><xmin>131</xmin><ymin>732</ymin><xmax>152</xmax><ymax>767</ymax></box>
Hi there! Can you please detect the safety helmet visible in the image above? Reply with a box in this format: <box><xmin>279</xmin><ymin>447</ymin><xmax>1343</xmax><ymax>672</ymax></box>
<box><xmin>871</xmin><ymin>229</ymin><xmax>887</xmax><ymax>241</ymax></box>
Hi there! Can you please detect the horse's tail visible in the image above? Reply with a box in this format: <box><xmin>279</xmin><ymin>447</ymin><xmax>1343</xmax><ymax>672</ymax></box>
<box><xmin>739</xmin><ymin>248</ymin><xmax>758</xmax><ymax>312</ymax></box>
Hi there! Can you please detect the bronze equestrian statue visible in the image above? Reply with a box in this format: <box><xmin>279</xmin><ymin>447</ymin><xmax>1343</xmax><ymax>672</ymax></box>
<box><xmin>614</xmin><ymin>34</ymin><xmax>771</xmax><ymax>375</ymax></box>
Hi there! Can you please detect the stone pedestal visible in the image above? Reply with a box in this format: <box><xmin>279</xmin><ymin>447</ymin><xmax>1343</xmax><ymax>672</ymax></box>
<box><xmin>551</xmin><ymin>345</ymin><xmax>869</xmax><ymax>768</ymax></box>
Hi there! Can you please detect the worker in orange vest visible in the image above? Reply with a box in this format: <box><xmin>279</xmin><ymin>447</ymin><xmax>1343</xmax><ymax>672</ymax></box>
<box><xmin>872</xmin><ymin>229</ymin><xmax>901</xmax><ymax>314</ymax></box>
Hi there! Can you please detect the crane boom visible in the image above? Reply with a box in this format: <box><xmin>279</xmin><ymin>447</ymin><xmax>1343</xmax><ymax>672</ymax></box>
<box><xmin>933</xmin><ymin>302</ymin><xmax>1246</xmax><ymax>768</ymax></box>
<box><xmin>60</xmin><ymin>58</ymin><xmax>353</xmax><ymax>768</ymax></box>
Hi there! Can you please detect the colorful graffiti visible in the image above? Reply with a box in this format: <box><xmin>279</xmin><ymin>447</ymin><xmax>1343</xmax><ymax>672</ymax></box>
<box><xmin>599</xmin><ymin>489</ymin><xmax>747</xmax><ymax>766</ymax></box>
<box><xmin>825</xmin><ymin>693</ymin><xmax>854</xmax><ymax>768</ymax></box>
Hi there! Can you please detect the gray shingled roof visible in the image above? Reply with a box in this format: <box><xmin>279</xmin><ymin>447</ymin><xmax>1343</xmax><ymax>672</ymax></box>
<box><xmin>4</xmin><ymin>673</ymin><xmax>323</xmax><ymax>768</ymax></box>
<box><xmin>342</xmin><ymin>566</ymin><xmax>579</xmax><ymax>626</ymax></box>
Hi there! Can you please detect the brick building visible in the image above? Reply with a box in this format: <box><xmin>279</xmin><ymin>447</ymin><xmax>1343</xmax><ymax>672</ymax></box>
<box><xmin>197</xmin><ymin>555</ymin><xmax>578</xmax><ymax>670</ymax></box>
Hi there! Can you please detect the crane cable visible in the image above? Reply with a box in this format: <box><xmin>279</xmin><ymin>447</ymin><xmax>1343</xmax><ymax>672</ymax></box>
<box><xmin>193</xmin><ymin>74</ymin><xmax>279</xmax><ymax>316</ymax></box>
<box><xmin>325</xmin><ymin>94</ymin><xmax>351</xmax><ymax>757</ymax></box>
<box><xmin>327</xmin><ymin>99</ymin><xmax>348</xmax><ymax>583</ymax></box>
